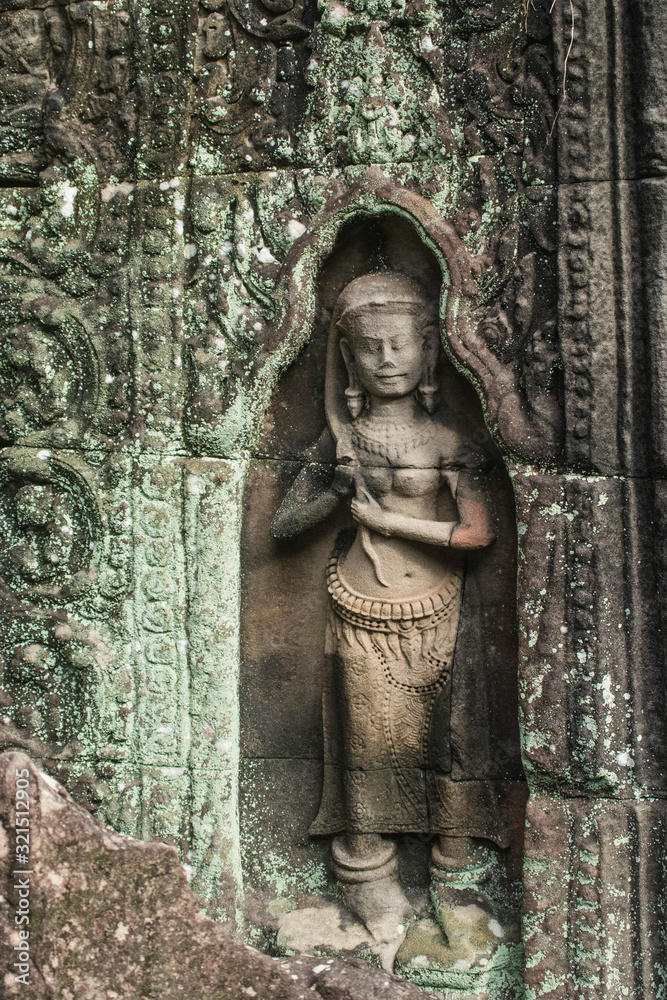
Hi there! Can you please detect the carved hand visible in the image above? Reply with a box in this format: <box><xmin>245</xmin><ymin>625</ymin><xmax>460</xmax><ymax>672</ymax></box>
<box><xmin>332</xmin><ymin>464</ymin><xmax>357</xmax><ymax>498</ymax></box>
<box><xmin>350</xmin><ymin>496</ymin><xmax>393</xmax><ymax>535</ymax></box>
<box><xmin>350</xmin><ymin>498</ymin><xmax>460</xmax><ymax>545</ymax></box>
<box><xmin>350</xmin><ymin>485</ymin><xmax>394</xmax><ymax>535</ymax></box>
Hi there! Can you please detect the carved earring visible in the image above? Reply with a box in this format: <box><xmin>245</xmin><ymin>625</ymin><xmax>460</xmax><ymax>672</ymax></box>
<box><xmin>417</xmin><ymin>365</ymin><xmax>438</xmax><ymax>414</ymax></box>
<box><xmin>345</xmin><ymin>385</ymin><xmax>366</xmax><ymax>419</ymax></box>
<box><xmin>339</xmin><ymin>336</ymin><xmax>366</xmax><ymax>419</ymax></box>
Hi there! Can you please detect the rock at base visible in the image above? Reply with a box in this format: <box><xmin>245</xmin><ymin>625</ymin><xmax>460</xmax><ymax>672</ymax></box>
<box><xmin>0</xmin><ymin>752</ymin><xmax>443</xmax><ymax>1000</ymax></box>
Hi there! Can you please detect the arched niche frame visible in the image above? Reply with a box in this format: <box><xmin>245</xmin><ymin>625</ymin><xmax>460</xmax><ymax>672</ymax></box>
<box><xmin>251</xmin><ymin>171</ymin><xmax>560</xmax><ymax>465</ymax></box>
<box><xmin>238</xmin><ymin>172</ymin><xmax>527</xmax><ymax>918</ymax></box>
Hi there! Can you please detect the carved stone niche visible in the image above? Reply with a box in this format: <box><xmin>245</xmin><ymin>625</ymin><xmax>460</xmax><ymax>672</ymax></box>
<box><xmin>240</xmin><ymin>212</ymin><xmax>526</xmax><ymax>987</ymax></box>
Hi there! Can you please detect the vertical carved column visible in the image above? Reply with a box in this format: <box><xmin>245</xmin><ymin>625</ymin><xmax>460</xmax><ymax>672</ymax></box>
<box><xmin>182</xmin><ymin>458</ymin><xmax>247</xmax><ymax>921</ymax></box>
<box><xmin>124</xmin><ymin>0</ymin><xmax>197</xmax><ymax>855</ymax></box>
<box><xmin>520</xmin><ymin>1</ymin><xmax>667</xmax><ymax>996</ymax></box>
<box><xmin>127</xmin><ymin>0</ymin><xmax>193</xmax><ymax>449</ymax></box>
<box><xmin>130</xmin><ymin>462</ymin><xmax>191</xmax><ymax>845</ymax></box>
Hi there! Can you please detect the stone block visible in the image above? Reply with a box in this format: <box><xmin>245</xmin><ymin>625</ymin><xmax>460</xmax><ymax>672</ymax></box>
<box><xmin>0</xmin><ymin>751</ymin><xmax>443</xmax><ymax>999</ymax></box>
<box><xmin>523</xmin><ymin>794</ymin><xmax>667</xmax><ymax>1000</ymax></box>
<box><xmin>514</xmin><ymin>469</ymin><xmax>665</xmax><ymax>795</ymax></box>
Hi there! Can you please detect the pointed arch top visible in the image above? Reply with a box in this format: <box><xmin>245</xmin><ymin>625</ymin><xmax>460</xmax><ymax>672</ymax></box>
<box><xmin>253</xmin><ymin>168</ymin><xmax>559</xmax><ymax>463</ymax></box>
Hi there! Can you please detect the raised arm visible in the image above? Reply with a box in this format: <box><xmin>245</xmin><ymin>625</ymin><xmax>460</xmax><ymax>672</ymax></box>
<box><xmin>271</xmin><ymin>462</ymin><xmax>355</xmax><ymax>538</ymax></box>
<box><xmin>270</xmin><ymin>430</ymin><xmax>355</xmax><ymax>539</ymax></box>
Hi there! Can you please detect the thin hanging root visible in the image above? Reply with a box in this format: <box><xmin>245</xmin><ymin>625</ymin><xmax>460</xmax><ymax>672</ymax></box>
<box><xmin>551</xmin><ymin>0</ymin><xmax>576</xmax><ymax>100</ymax></box>
<box><xmin>545</xmin><ymin>0</ymin><xmax>576</xmax><ymax>145</ymax></box>
<box><xmin>524</xmin><ymin>0</ymin><xmax>535</xmax><ymax>33</ymax></box>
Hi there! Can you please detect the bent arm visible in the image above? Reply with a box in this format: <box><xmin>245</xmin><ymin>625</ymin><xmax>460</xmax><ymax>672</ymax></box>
<box><xmin>271</xmin><ymin>468</ymin><xmax>342</xmax><ymax>539</ymax></box>
<box><xmin>448</xmin><ymin>469</ymin><xmax>495</xmax><ymax>549</ymax></box>
<box><xmin>350</xmin><ymin>469</ymin><xmax>495</xmax><ymax>550</ymax></box>
<box><xmin>271</xmin><ymin>455</ymin><xmax>356</xmax><ymax>538</ymax></box>
<box><xmin>271</xmin><ymin>428</ymin><xmax>352</xmax><ymax>539</ymax></box>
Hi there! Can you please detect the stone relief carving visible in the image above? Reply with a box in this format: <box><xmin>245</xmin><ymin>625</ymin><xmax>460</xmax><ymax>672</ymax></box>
<box><xmin>0</xmin><ymin>0</ymin><xmax>661</xmax><ymax>990</ymax></box>
<box><xmin>0</xmin><ymin>5</ymin><xmax>59</xmax><ymax>183</ymax></box>
<box><xmin>0</xmin><ymin>0</ymin><xmax>134</xmax><ymax>184</ymax></box>
<box><xmin>0</xmin><ymin>446</ymin><xmax>135</xmax><ymax>832</ymax></box>
<box><xmin>180</xmin><ymin>168</ymin><xmax>561</xmax><ymax>465</ymax></box>
<box><xmin>192</xmin><ymin>0</ymin><xmax>311</xmax><ymax>169</ymax></box>
<box><xmin>0</xmin><ymin>452</ymin><xmax>101</xmax><ymax>601</ymax></box>
<box><xmin>0</xmin><ymin>618</ymin><xmax>106</xmax><ymax>750</ymax></box>
<box><xmin>0</xmin><ymin>313</ymin><xmax>98</xmax><ymax>447</ymax></box>
<box><xmin>271</xmin><ymin>271</ymin><xmax>524</xmax><ymax>967</ymax></box>
<box><xmin>45</xmin><ymin>1</ymin><xmax>134</xmax><ymax>178</ymax></box>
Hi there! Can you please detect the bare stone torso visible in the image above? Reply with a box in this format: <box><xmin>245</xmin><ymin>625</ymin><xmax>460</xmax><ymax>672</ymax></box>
<box><xmin>337</xmin><ymin>413</ymin><xmax>462</xmax><ymax>599</ymax></box>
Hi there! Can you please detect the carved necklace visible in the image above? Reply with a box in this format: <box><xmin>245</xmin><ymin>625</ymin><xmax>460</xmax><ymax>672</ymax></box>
<box><xmin>351</xmin><ymin>415</ymin><xmax>438</xmax><ymax>466</ymax></box>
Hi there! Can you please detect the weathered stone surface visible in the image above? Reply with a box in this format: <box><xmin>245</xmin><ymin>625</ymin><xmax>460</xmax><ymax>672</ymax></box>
<box><xmin>523</xmin><ymin>794</ymin><xmax>667</xmax><ymax>1000</ymax></box>
<box><xmin>0</xmin><ymin>751</ymin><xmax>445</xmax><ymax>1000</ymax></box>
<box><xmin>0</xmin><ymin>0</ymin><xmax>664</xmax><ymax>994</ymax></box>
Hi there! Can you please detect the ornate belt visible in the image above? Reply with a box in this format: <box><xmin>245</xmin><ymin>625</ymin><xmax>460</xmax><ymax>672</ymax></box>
<box><xmin>327</xmin><ymin>553</ymin><xmax>462</xmax><ymax>631</ymax></box>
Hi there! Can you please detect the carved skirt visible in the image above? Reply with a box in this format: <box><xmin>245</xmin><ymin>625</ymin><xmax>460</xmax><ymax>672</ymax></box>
<box><xmin>310</xmin><ymin>551</ymin><xmax>468</xmax><ymax>836</ymax></box>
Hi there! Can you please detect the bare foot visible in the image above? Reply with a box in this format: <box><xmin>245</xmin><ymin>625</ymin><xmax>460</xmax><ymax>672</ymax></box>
<box><xmin>429</xmin><ymin>839</ymin><xmax>518</xmax><ymax>969</ymax></box>
<box><xmin>331</xmin><ymin>836</ymin><xmax>414</xmax><ymax>971</ymax></box>
<box><xmin>429</xmin><ymin>880</ymin><xmax>506</xmax><ymax>968</ymax></box>
<box><xmin>343</xmin><ymin>877</ymin><xmax>413</xmax><ymax>971</ymax></box>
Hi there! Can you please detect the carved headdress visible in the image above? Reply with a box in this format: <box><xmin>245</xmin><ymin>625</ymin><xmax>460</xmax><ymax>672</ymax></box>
<box><xmin>335</xmin><ymin>272</ymin><xmax>434</xmax><ymax>330</ymax></box>
<box><xmin>325</xmin><ymin>272</ymin><xmax>440</xmax><ymax>436</ymax></box>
